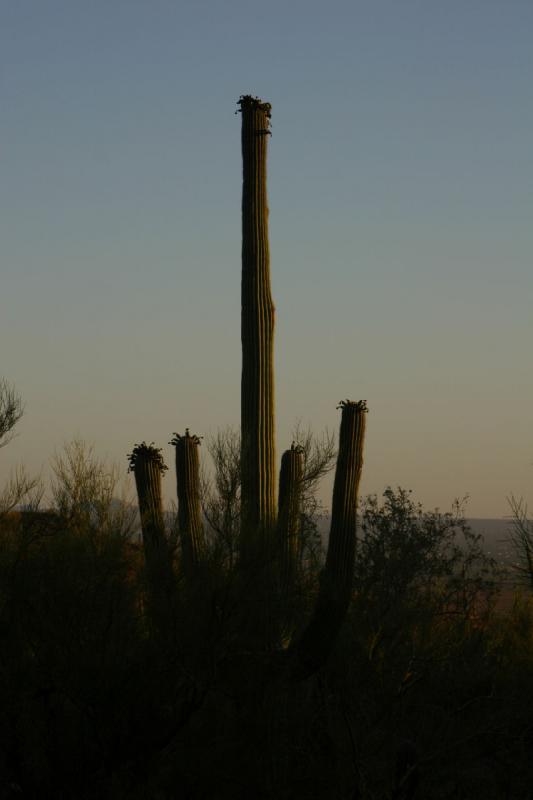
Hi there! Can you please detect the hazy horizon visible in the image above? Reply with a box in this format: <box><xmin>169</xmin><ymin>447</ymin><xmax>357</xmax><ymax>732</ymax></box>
<box><xmin>2</xmin><ymin>1</ymin><xmax>532</xmax><ymax>516</ymax></box>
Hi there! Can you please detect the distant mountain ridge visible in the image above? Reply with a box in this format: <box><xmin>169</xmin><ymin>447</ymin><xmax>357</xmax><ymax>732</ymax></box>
<box><xmin>467</xmin><ymin>519</ymin><xmax>514</xmax><ymax>564</ymax></box>
<box><xmin>315</xmin><ymin>517</ymin><xmax>514</xmax><ymax>565</ymax></box>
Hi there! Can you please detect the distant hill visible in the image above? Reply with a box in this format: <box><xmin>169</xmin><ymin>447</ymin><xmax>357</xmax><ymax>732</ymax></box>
<box><xmin>316</xmin><ymin>517</ymin><xmax>515</xmax><ymax>566</ymax></box>
<box><xmin>468</xmin><ymin>519</ymin><xmax>514</xmax><ymax>565</ymax></box>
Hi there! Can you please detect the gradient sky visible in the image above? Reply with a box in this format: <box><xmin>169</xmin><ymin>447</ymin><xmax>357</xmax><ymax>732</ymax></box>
<box><xmin>1</xmin><ymin>0</ymin><xmax>532</xmax><ymax>516</ymax></box>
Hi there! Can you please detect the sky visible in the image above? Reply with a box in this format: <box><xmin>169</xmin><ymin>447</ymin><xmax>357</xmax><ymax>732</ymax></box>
<box><xmin>1</xmin><ymin>0</ymin><xmax>532</xmax><ymax>517</ymax></box>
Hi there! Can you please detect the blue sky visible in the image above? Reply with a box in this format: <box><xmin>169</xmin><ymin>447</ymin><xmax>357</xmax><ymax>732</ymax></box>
<box><xmin>1</xmin><ymin>0</ymin><xmax>532</xmax><ymax>515</ymax></box>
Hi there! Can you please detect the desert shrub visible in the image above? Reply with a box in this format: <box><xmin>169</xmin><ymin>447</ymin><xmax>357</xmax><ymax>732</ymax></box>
<box><xmin>0</xmin><ymin>514</ymin><xmax>203</xmax><ymax>798</ymax></box>
<box><xmin>1</xmin><ymin>487</ymin><xmax>533</xmax><ymax>799</ymax></box>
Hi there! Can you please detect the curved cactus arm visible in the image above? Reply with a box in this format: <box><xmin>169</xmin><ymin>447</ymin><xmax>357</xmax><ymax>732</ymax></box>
<box><xmin>170</xmin><ymin>429</ymin><xmax>206</xmax><ymax>575</ymax></box>
<box><xmin>238</xmin><ymin>95</ymin><xmax>276</xmax><ymax>549</ymax></box>
<box><xmin>291</xmin><ymin>400</ymin><xmax>367</xmax><ymax>679</ymax></box>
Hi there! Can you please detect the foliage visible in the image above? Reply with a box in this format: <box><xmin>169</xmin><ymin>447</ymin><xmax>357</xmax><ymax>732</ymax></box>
<box><xmin>0</xmin><ymin>465</ymin><xmax>42</xmax><ymax>519</ymax></box>
<box><xmin>0</xmin><ymin>514</ymin><xmax>200</xmax><ymax>798</ymax></box>
<box><xmin>0</xmin><ymin>380</ymin><xmax>42</xmax><ymax>519</ymax></box>
<box><xmin>50</xmin><ymin>438</ymin><xmax>136</xmax><ymax>537</ymax></box>
<box><xmin>200</xmin><ymin>424</ymin><xmax>335</xmax><ymax>575</ymax></box>
<box><xmin>292</xmin><ymin>422</ymin><xmax>336</xmax><ymax>572</ymax></box>
<box><xmin>506</xmin><ymin>494</ymin><xmax>533</xmax><ymax>590</ymax></box>
<box><xmin>0</xmin><ymin>379</ymin><xmax>24</xmax><ymax>449</ymax></box>
<box><xmin>201</xmin><ymin>426</ymin><xmax>241</xmax><ymax>568</ymax></box>
<box><xmin>2</xmin><ymin>477</ymin><xmax>531</xmax><ymax>799</ymax></box>
<box><xmin>355</xmin><ymin>487</ymin><xmax>499</xmax><ymax>624</ymax></box>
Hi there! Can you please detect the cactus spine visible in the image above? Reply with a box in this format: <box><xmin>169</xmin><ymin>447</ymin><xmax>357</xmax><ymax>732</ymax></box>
<box><xmin>238</xmin><ymin>95</ymin><xmax>276</xmax><ymax>546</ymax></box>
<box><xmin>171</xmin><ymin>429</ymin><xmax>205</xmax><ymax>574</ymax></box>
<box><xmin>293</xmin><ymin>400</ymin><xmax>367</xmax><ymax>679</ymax></box>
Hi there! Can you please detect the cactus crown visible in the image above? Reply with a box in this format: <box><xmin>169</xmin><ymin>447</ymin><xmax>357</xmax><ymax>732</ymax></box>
<box><xmin>237</xmin><ymin>95</ymin><xmax>272</xmax><ymax>117</ymax></box>
<box><xmin>336</xmin><ymin>399</ymin><xmax>368</xmax><ymax>412</ymax></box>
<box><xmin>237</xmin><ymin>95</ymin><xmax>272</xmax><ymax>135</ymax></box>
<box><xmin>127</xmin><ymin>442</ymin><xmax>168</xmax><ymax>473</ymax></box>
<box><xmin>289</xmin><ymin>441</ymin><xmax>304</xmax><ymax>454</ymax></box>
<box><xmin>169</xmin><ymin>428</ymin><xmax>202</xmax><ymax>447</ymax></box>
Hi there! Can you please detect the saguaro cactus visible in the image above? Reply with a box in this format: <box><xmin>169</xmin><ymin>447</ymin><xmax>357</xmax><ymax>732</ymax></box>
<box><xmin>170</xmin><ymin>429</ymin><xmax>205</xmax><ymax>575</ymax></box>
<box><xmin>277</xmin><ymin>444</ymin><xmax>304</xmax><ymax>597</ymax></box>
<box><xmin>128</xmin><ymin>442</ymin><xmax>173</xmax><ymax>630</ymax></box>
<box><xmin>293</xmin><ymin>400</ymin><xmax>367</xmax><ymax>679</ymax></box>
<box><xmin>127</xmin><ymin>442</ymin><xmax>168</xmax><ymax>562</ymax></box>
<box><xmin>238</xmin><ymin>95</ymin><xmax>276</xmax><ymax>546</ymax></box>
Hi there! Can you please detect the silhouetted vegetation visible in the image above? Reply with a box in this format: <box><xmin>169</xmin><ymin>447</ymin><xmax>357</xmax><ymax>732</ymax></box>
<box><xmin>0</xmin><ymin>380</ymin><xmax>24</xmax><ymax>450</ymax></box>
<box><xmin>0</xmin><ymin>381</ymin><xmax>41</xmax><ymax>519</ymax></box>
<box><xmin>506</xmin><ymin>494</ymin><xmax>533</xmax><ymax>591</ymax></box>
<box><xmin>2</xmin><ymin>486</ymin><xmax>533</xmax><ymax>798</ymax></box>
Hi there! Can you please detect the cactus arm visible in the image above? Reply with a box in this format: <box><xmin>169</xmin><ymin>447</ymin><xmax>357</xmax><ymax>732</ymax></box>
<box><xmin>324</xmin><ymin>400</ymin><xmax>367</xmax><ymax>590</ymax></box>
<box><xmin>276</xmin><ymin>444</ymin><xmax>304</xmax><ymax>645</ymax></box>
<box><xmin>127</xmin><ymin>442</ymin><xmax>168</xmax><ymax>560</ymax></box>
<box><xmin>291</xmin><ymin>401</ymin><xmax>367</xmax><ymax>679</ymax></box>
<box><xmin>128</xmin><ymin>442</ymin><xmax>174</xmax><ymax>631</ymax></box>
<box><xmin>170</xmin><ymin>429</ymin><xmax>205</xmax><ymax>575</ymax></box>
<box><xmin>277</xmin><ymin>444</ymin><xmax>304</xmax><ymax>599</ymax></box>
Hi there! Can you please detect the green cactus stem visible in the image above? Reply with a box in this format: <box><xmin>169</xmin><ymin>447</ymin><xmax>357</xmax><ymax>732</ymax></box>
<box><xmin>127</xmin><ymin>442</ymin><xmax>168</xmax><ymax>561</ymax></box>
<box><xmin>170</xmin><ymin>429</ymin><xmax>205</xmax><ymax>574</ymax></box>
<box><xmin>277</xmin><ymin>443</ymin><xmax>304</xmax><ymax>598</ymax></box>
<box><xmin>292</xmin><ymin>400</ymin><xmax>367</xmax><ymax>679</ymax></box>
<box><xmin>237</xmin><ymin>95</ymin><xmax>276</xmax><ymax>546</ymax></box>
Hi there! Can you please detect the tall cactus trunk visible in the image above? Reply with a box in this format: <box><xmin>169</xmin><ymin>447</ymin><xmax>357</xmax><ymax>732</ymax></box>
<box><xmin>128</xmin><ymin>443</ymin><xmax>173</xmax><ymax>630</ymax></box>
<box><xmin>292</xmin><ymin>400</ymin><xmax>367</xmax><ymax>679</ymax></box>
<box><xmin>277</xmin><ymin>444</ymin><xmax>303</xmax><ymax>636</ymax></box>
<box><xmin>238</xmin><ymin>95</ymin><xmax>276</xmax><ymax>556</ymax></box>
<box><xmin>171</xmin><ymin>430</ymin><xmax>205</xmax><ymax>576</ymax></box>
